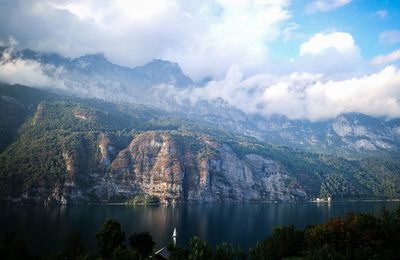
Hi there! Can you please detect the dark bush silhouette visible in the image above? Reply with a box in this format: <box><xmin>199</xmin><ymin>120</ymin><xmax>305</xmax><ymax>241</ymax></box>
<box><xmin>95</xmin><ymin>219</ymin><xmax>125</xmax><ymax>258</ymax></box>
<box><xmin>188</xmin><ymin>236</ymin><xmax>212</xmax><ymax>260</ymax></box>
<box><xmin>45</xmin><ymin>232</ymin><xmax>89</xmax><ymax>260</ymax></box>
<box><xmin>167</xmin><ymin>241</ymin><xmax>189</xmax><ymax>260</ymax></box>
<box><xmin>111</xmin><ymin>246</ymin><xmax>139</xmax><ymax>260</ymax></box>
<box><xmin>128</xmin><ymin>231</ymin><xmax>155</xmax><ymax>258</ymax></box>
<box><xmin>250</xmin><ymin>225</ymin><xmax>303</xmax><ymax>260</ymax></box>
<box><xmin>0</xmin><ymin>232</ymin><xmax>38</xmax><ymax>260</ymax></box>
<box><xmin>63</xmin><ymin>232</ymin><xmax>88</xmax><ymax>259</ymax></box>
<box><xmin>214</xmin><ymin>242</ymin><xmax>245</xmax><ymax>260</ymax></box>
<box><xmin>304</xmin><ymin>212</ymin><xmax>397</xmax><ymax>259</ymax></box>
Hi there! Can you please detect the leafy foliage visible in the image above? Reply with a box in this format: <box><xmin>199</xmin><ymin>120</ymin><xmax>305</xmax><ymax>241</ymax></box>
<box><xmin>214</xmin><ymin>242</ymin><xmax>244</xmax><ymax>260</ymax></box>
<box><xmin>188</xmin><ymin>236</ymin><xmax>213</xmax><ymax>260</ymax></box>
<box><xmin>45</xmin><ymin>232</ymin><xmax>89</xmax><ymax>260</ymax></box>
<box><xmin>0</xmin><ymin>232</ymin><xmax>38</xmax><ymax>260</ymax></box>
<box><xmin>95</xmin><ymin>219</ymin><xmax>125</xmax><ymax>258</ymax></box>
<box><xmin>128</xmin><ymin>232</ymin><xmax>155</xmax><ymax>258</ymax></box>
<box><xmin>167</xmin><ymin>242</ymin><xmax>189</xmax><ymax>260</ymax></box>
<box><xmin>249</xmin><ymin>225</ymin><xmax>303</xmax><ymax>260</ymax></box>
<box><xmin>250</xmin><ymin>206</ymin><xmax>400</xmax><ymax>259</ymax></box>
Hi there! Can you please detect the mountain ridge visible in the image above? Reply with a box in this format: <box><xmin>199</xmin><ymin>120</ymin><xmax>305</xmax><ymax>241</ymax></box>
<box><xmin>1</xmin><ymin>47</ymin><xmax>400</xmax><ymax>157</ymax></box>
<box><xmin>1</xmin><ymin>83</ymin><xmax>399</xmax><ymax>205</ymax></box>
<box><xmin>17</xmin><ymin>48</ymin><xmax>195</xmax><ymax>88</ymax></box>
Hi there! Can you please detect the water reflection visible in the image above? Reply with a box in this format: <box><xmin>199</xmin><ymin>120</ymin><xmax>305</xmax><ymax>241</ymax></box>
<box><xmin>0</xmin><ymin>201</ymin><xmax>399</xmax><ymax>255</ymax></box>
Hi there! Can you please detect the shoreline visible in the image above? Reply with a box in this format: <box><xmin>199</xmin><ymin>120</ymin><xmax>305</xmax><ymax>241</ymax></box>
<box><xmin>2</xmin><ymin>198</ymin><xmax>400</xmax><ymax>207</ymax></box>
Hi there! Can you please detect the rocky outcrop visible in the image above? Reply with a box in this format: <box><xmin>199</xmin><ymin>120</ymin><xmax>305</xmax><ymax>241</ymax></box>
<box><xmin>31</xmin><ymin>102</ymin><xmax>45</xmax><ymax>125</ymax></box>
<box><xmin>98</xmin><ymin>132</ymin><xmax>114</xmax><ymax>166</ymax></box>
<box><xmin>255</xmin><ymin>113</ymin><xmax>400</xmax><ymax>156</ymax></box>
<box><xmin>104</xmin><ymin>132</ymin><xmax>184</xmax><ymax>203</ymax></box>
<box><xmin>53</xmin><ymin>131</ymin><xmax>309</xmax><ymax>204</ymax></box>
<box><xmin>330</xmin><ymin>115</ymin><xmax>396</xmax><ymax>152</ymax></box>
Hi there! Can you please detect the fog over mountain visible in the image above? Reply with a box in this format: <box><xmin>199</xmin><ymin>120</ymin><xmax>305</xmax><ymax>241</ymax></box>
<box><xmin>1</xmin><ymin>46</ymin><xmax>399</xmax><ymax>156</ymax></box>
<box><xmin>1</xmin><ymin>45</ymin><xmax>400</xmax><ymax>121</ymax></box>
<box><xmin>1</xmin><ymin>0</ymin><xmax>399</xmax><ymax>121</ymax></box>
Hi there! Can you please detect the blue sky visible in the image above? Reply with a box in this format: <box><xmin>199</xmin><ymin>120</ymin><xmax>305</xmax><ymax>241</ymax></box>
<box><xmin>271</xmin><ymin>0</ymin><xmax>400</xmax><ymax>60</ymax></box>
<box><xmin>0</xmin><ymin>0</ymin><xmax>400</xmax><ymax>120</ymax></box>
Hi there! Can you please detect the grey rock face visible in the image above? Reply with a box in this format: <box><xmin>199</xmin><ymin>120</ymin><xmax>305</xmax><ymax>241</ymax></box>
<box><xmin>53</xmin><ymin>132</ymin><xmax>309</xmax><ymax>204</ymax></box>
<box><xmin>254</xmin><ymin>113</ymin><xmax>399</xmax><ymax>156</ymax></box>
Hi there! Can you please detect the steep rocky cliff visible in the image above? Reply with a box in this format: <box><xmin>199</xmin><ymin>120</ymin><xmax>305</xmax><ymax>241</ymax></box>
<box><xmin>1</xmin><ymin>83</ymin><xmax>399</xmax><ymax>205</ymax></box>
<box><xmin>45</xmin><ymin>131</ymin><xmax>308</xmax><ymax>204</ymax></box>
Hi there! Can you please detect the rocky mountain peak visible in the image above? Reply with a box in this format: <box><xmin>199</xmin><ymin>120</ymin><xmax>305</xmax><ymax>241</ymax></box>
<box><xmin>75</xmin><ymin>53</ymin><xmax>108</xmax><ymax>64</ymax></box>
<box><xmin>133</xmin><ymin>59</ymin><xmax>193</xmax><ymax>87</ymax></box>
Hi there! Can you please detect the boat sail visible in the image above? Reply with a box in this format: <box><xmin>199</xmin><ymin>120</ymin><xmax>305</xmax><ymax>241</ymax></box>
<box><xmin>173</xmin><ymin>228</ymin><xmax>177</xmax><ymax>245</ymax></box>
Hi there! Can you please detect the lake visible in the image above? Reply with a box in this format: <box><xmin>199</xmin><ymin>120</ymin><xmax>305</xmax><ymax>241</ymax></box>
<box><xmin>1</xmin><ymin>201</ymin><xmax>399</xmax><ymax>255</ymax></box>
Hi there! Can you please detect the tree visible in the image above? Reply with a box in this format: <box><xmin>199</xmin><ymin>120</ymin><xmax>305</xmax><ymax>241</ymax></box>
<box><xmin>167</xmin><ymin>241</ymin><xmax>189</xmax><ymax>260</ymax></box>
<box><xmin>62</xmin><ymin>231</ymin><xmax>88</xmax><ymax>259</ymax></box>
<box><xmin>214</xmin><ymin>242</ymin><xmax>244</xmax><ymax>260</ymax></box>
<box><xmin>95</xmin><ymin>219</ymin><xmax>125</xmax><ymax>258</ymax></box>
<box><xmin>111</xmin><ymin>246</ymin><xmax>140</xmax><ymax>260</ymax></box>
<box><xmin>0</xmin><ymin>232</ymin><xmax>37</xmax><ymax>260</ymax></box>
<box><xmin>188</xmin><ymin>236</ymin><xmax>212</xmax><ymax>260</ymax></box>
<box><xmin>128</xmin><ymin>232</ymin><xmax>155</xmax><ymax>258</ymax></box>
<box><xmin>249</xmin><ymin>225</ymin><xmax>303</xmax><ymax>260</ymax></box>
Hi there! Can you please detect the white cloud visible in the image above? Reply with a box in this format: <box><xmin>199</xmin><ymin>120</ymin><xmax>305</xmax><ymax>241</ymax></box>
<box><xmin>300</xmin><ymin>32</ymin><xmax>358</xmax><ymax>56</ymax></box>
<box><xmin>379</xmin><ymin>30</ymin><xmax>400</xmax><ymax>45</ymax></box>
<box><xmin>0</xmin><ymin>60</ymin><xmax>49</xmax><ymax>86</ymax></box>
<box><xmin>282</xmin><ymin>23</ymin><xmax>300</xmax><ymax>42</ymax></box>
<box><xmin>179</xmin><ymin>65</ymin><xmax>400</xmax><ymax>121</ymax></box>
<box><xmin>0</xmin><ymin>0</ymin><xmax>291</xmax><ymax>80</ymax></box>
<box><xmin>0</xmin><ymin>47</ymin><xmax>53</xmax><ymax>87</ymax></box>
<box><xmin>371</xmin><ymin>49</ymin><xmax>400</xmax><ymax>65</ymax></box>
<box><xmin>306</xmin><ymin>0</ymin><xmax>352</xmax><ymax>13</ymax></box>
<box><xmin>164</xmin><ymin>0</ymin><xmax>291</xmax><ymax>79</ymax></box>
<box><xmin>294</xmin><ymin>32</ymin><xmax>363</xmax><ymax>77</ymax></box>
<box><xmin>303</xmin><ymin>66</ymin><xmax>400</xmax><ymax>120</ymax></box>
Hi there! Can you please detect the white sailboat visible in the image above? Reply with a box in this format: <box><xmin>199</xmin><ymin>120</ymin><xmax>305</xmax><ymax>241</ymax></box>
<box><xmin>173</xmin><ymin>228</ymin><xmax>177</xmax><ymax>246</ymax></box>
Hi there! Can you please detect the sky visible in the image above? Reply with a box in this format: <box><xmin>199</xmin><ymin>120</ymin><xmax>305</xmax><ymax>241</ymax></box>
<box><xmin>0</xmin><ymin>0</ymin><xmax>400</xmax><ymax>121</ymax></box>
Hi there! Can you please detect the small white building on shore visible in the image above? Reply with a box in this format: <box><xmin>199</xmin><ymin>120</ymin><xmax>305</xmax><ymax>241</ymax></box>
<box><xmin>314</xmin><ymin>197</ymin><xmax>332</xmax><ymax>203</ymax></box>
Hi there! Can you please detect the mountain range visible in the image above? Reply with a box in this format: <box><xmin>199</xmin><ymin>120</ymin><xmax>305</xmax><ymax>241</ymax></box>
<box><xmin>0</xmin><ymin>47</ymin><xmax>399</xmax><ymax>204</ymax></box>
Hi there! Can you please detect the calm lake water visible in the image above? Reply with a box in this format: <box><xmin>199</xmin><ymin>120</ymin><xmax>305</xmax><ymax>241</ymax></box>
<box><xmin>1</xmin><ymin>201</ymin><xmax>400</xmax><ymax>255</ymax></box>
